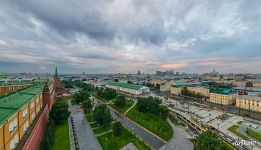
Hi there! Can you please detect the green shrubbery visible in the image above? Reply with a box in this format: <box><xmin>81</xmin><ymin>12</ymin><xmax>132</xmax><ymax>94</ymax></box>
<box><xmin>41</xmin><ymin>99</ymin><xmax>70</xmax><ymax>150</ymax></box>
<box><xmin>194</xmin><ymin>130</ymin><xmax>234</xmax><ymax>150</ymax></box>
<box><xmin>136</xmin><ymin>96</ymin><xmax>169</xmax><ymax>119</ymax></box>
<box><xmin>97</xmin><ymin>88</ymin><xmax>117</xmax><ymax>100</ymax></box>
<box><xmin>113</xmin><ymin>122</ymin><xmax>123</xmax><ymax>136</ymax></box>
<box><xmin>93</xmin><ymin>104</ymin><xmax>112</xmax><ymax>126</ymax></box>
<box><xmin>73</xmin><ymin>91</ymin><xmax>90</xmax><ymax>104</ymax></box>
<box><xmin>114</xmin><ymin>96</ymin><xmax>126</xmax><ymax>108</ymax></box>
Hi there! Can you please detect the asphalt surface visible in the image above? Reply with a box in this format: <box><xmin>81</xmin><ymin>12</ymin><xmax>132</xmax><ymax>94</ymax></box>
<box><xmin>159</xmin><ymin>119</ymin><xmax>194</xmax><ymax>150</ymax></box>
<box><xmin>71</xmin><ymin>112</ymin><xmax>102</xmax><ymax>150</ymax></box>
<box><xmin>91</xmin><ymin>95</ymin><xmax>166</xmax><ymax>149</ymax></box>
<box><xmin>110</xmin><ymin>110</ymin><xmax>165</xmax><ymax>149</ymax></box>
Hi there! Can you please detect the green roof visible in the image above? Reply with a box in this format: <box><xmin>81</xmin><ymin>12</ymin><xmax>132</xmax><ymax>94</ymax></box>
<box><xmin>108</xmin><ymin>82</ymin><xmax>144</xmax><ymax>90</ymax></box>
<box><xmin>171</xmin><ymin>84</ymin><xmax>188</xmax><ymax>88</ymax></box>
<box><xmin>0</xmin><ymin>84</ymin><xmax>43</xmax><ymax>126</ymax></box>
<box><xmin>210</xmin><ymin>87</ymin><xmax>234</xmax><ymax>95</ymax></box>
<box><xmin>0</xmin><ymin>82</ymin><xmax>33</xmax><ymax>87</ymax></box>
<box><xmin>0</xmin><ymin>108</ymin><xmax>16</xmax><ymax>126</ymax></box>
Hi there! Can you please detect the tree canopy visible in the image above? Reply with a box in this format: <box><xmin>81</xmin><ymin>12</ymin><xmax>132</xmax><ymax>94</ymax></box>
<box><xmin>136</xmin><ymin>96</ymin><xmax>161</xmax><ymax>114</ymax></box>
<box><xmin>93</xmin><ymin>104</ymin><xmax>112</xmax><ymax>126</ymax></box>
<box><xmin>113</xmin><ymin>122</ymin><xmax>123</xmax><ymax>136</ymax></box>
<box><xmin>82</xmin><ymin>100</ymin><xmax>92</xmax><ymax>114</ymax></box>
<box><xmin>73</xmin><ymin>91</ymin><xmax>90</xmax><ymax>104</ymax></box>
<box><xmin>114</xmin><ymin>96</ymin><xmax>126</xmax><ymax>108</ymax></box>
<box><xmin>194</xmin><ymin>130</ymin><xmax>233</xmax><ymax>150</ymax></box>
<box><xmin>50</xmin><ymin>100</ymin><xmax>70</xmax><ymax>125</ymax></box>
<box><xmin>97</xmin><ymin>88</ymin><xmax>117</xmax><ymax>100</ymax></box>
<box><xmin>159</xmin><ymin>105</ymin><xmax>169</xmax><ymax>119</ymax></box>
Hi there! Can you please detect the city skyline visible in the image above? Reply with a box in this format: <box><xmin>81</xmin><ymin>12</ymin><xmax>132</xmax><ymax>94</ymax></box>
<box><xmin>1</xmin><ymin>0</ymin><xmax>261</xmax><ymax>74</ymax></box>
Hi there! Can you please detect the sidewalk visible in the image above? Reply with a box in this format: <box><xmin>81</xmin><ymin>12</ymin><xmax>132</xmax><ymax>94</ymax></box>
<box><xmin>72</xmin><ymin>112</ymin><xmax>102</xmax><ymax>150</ymax></box>
<box><xmin>159</xmin><ymin>119</ymin><xmax>194</xmax><ymax>150</ymax></box>
<box><xmin>124</xmin><ymin>100</ymin><xmax>137</xmax><ymax>115</ymax></box>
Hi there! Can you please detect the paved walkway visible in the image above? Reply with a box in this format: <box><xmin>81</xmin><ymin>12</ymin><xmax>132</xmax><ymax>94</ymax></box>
<box><xmin>71</xmin><ymin>112</ymin><xmax>102</xmax><ymax>150</ymax></box>
<box><xmin>68</xmin><ymin>99</ymin><xmax>102</xmax><ymax>150</ymax></box>
<box><xmin>159</xmin><ymin>119</ymin><xmax>194</xmax><ymax>150</ymax></box>
<box><xmin>95</xmin><ymin>129</ymin><xmax>113</xmax><ymax>137</ymax></box>
<box><xmin>124</xmin><ymin>100</ymin><xmax>137</xmax><ymax>115</ymax></box>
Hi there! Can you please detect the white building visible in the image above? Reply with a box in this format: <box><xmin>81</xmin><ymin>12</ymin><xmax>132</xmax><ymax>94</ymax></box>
<box><xmin>106</xmin><ymin>82</ymin><xmax>150</xmax><ymax>95</ymax></box>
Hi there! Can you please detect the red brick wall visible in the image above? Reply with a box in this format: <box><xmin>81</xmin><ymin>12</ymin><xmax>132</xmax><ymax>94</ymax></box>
<box><xmin>22</xmin><ymin>105</ymin><xmax>49</xmax><ymax>150</ymax></box>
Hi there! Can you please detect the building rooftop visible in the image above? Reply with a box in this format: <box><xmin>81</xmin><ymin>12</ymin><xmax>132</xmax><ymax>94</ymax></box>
<box><xmin>108</xmin><ymin>82</ymin><xmax>144</xmax><ymax>90</ymax></box>
<box><xmin>0</xmin><ymin>82</ymin><xmax>33</xmax><ymax>87</ymax></box>
<box><xmin>238</xmin><ymin>92</ymin><xmax>261</xmax><ymax>101</ymax></box>
<box><xmin>0</xmin><ymin>108</ymin><xmax>16</xmax><ymax>126</ymax></box>
<box><xmin>210</xmin><ymin>87</ymin><xmax>235</xmax><ymax>95</ymax></box>
<box><xmin>0</xmin><ymin>84</ymin><xmax>43</xmax><ymax>126</ymax></box>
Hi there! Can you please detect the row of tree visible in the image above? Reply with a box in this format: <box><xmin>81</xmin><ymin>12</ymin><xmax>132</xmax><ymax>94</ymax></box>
<box><xmin>97</xmin><ymin>88</ymin><xmax>117</xmax><ymax>100</ymax></box>
<box><xmin>42</xmin><ymin>99</ymin><xmax>70</xmax><ymax>150</ymax></box>
<box><xmin>136</xmin><ymin>96</ymin><xmax>169</xmax><ymax>119</ymax></box>
<box><xmin>63</xmin><ymin>80</ymin><xmax>95</xmax><ymax>91</ymax></box>
<box><xmin>92</xmin><ymin>104</ymin><xmax>124</xmax><ymax>136</ymax></box>
<box><xmin>73</xmin><ymin>91</ymin><xmax>90</xmax><ymax>104</ymax></box>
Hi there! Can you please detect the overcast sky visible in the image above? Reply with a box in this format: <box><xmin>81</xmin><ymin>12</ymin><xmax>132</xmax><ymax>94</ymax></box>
<box><xmin>0</xmin><ymin>0</ymin><xmax>261</xmax><ymax>74</ymax></box>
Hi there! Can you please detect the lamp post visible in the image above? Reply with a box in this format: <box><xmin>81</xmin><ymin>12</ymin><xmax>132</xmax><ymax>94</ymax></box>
<box><xmin>105</xmin><ymin>137</ymin><xmax>108</xmax><ymax>150</ymax></box>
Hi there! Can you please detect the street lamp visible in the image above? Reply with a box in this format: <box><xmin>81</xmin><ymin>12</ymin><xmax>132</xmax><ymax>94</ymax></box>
<box><xmin>105</xmin><ymin>137</ymin><xmax>108</xmax><ymax>150</ymax></box>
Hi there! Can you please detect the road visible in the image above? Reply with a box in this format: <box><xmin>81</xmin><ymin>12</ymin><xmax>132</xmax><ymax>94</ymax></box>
<box><xmin>91</xmin><ymin>95</ymin><xmax>165</xmax><ymax>149</ymax></box>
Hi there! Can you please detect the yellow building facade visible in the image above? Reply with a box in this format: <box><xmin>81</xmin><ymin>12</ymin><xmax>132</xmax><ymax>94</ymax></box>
<box><xmin>170</xmin><ymin>87</ymin><xmax>182</xmax><ymax>95</ymax></box>
<box><xmin>187</xmin><ymin>87</ymin><xmax>210</xmax><ymax>97</ymax></box>
<box><xmin>236</xmin><ymin>94</ymin><xmax>261</xmax><ymax>112</ymax></box>
<box><xmin>209</xmin><ymin>92</ymin><xmax>236</xmax><ymax>105</ymax></box>
<box><xmin>0</xmin><ymin>85</ymin><xmax>43</xmax><ymax>150</ymax></box>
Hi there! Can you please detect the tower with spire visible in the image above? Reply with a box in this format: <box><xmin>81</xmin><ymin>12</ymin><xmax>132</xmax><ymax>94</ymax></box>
<box><xmin>54</xmin><ymin>67</ymin><xmax>60</xmax><ymax>82</ymax></box>
<box><xmin>53</xmin><ymin>67</ymin><xmax>68</xmax><ymax>96</ymax></box>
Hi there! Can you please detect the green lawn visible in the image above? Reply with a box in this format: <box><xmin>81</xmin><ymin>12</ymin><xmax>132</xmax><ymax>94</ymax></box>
<box><xmin>248</xmin><ymin>130</ymin><xmax>261</xmax><ymax>141</ymax></box>
<box><xmin>94</xmin><ymin>95</ymin><xmax>111</xmax><ymax>103</ymax></box>
<box><xmin>109</xmin><ymin>100</ymin><xmax>135</xmax><ymax>114</ymax></box>
<box><xmin>97</xmin><ymin>128</ymin><xmax>150</xmax><ymax>150</ymax></box>
<box><xmin>228</xmin><ymin>125</ymin><xmax>249</xmax><ymax>140</ymax></box>
<box><xmin>93</xmin><ymin>122</ymin><xmax>116</xmax><ymax>134</ymax></box>
<box><xmin>52</xmin><ymin>123</ymin><xmax>70</xmax><ymax>150</ymax></box>
<box><xmin>126</xmin><ymin>107</ymin><xmax>173</xmax><ymax>141</ymax></box>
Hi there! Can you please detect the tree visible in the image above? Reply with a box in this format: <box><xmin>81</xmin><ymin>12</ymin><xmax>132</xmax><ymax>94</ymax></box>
<box><xmin>50</xmin><ymin>100</ymin><xmax>70</xmax><ymax>125</ymax></box>
<box><xmin>136</xmin><ymin>96</ymin><xmax>161</xmax><ymax>114</ymax></box>
<box><xmin>115</xmin><ymin>96</ymin><xmax>126</xmax><ymax>108</ymax></box>
<box><xmin>93</xmin><ymin>104</ymin><xmax>112</xmax><ymax>126</ymax></box>
<box><xmin>42</xmin><ymin>120</ymin><xmax>55</xmax><ymax>150</ymax></box>
<box><xmin>194</xmin><ymin>130</ymin><xmax>232</xmax><ymax>150</ymax></box>
<box><xmin>97</xmin><ymin>88</ymin><xmax>117</xmax><ymax>100</ymax></box>
<box><xmin>82</xmin><ymin>100</ymin><xmax>92</xmax><ymax>114</ymax></box>
<box><xmin>159</xmin><ymin>105</ymin><xmax>169</xmax><ymax>119</ymax></box>
<box><xmin>73</xmin><ymin>91</ymin><xmax>90</xmax><ymax>104</ymax></box>
<box><xmin>113</xmin><ymin>122</ymin><xmax>123</xmax><ymax>136</ymax></box>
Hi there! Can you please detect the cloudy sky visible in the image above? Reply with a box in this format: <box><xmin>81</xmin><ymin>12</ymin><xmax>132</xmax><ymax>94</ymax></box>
<box><xmin>0</xmin><ymin>0</ymin><xmax>261</xmax><ymax>74</ymax></box>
